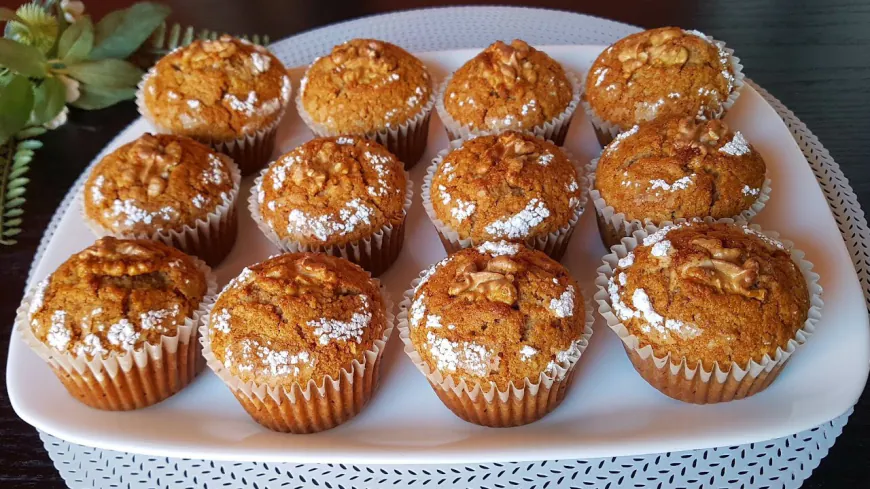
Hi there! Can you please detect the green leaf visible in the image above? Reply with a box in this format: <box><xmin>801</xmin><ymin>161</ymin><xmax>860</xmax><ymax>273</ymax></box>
<box><xmin>30</xmin><ymin>76</ymin><xmax>66</xmax><ymax>125</ymax></box>
<box><xmin>8</xmin><ymin>177</ymin><xmax>29</xmax><ymax>188</ymax></box>
<box><xmin>8</xmin><ymin>165</ymin><xmax>29</xmax><ymax>179</ymax></box>
<box><xmin>90</xmin><ymin>3</ymin><xmax>171</xmax><ymax>61</ymax></box>
<box><xmin>16</xmin><ymin>126</ymin><xmax>46</xmax><ymax>138</ymax></box>
<box><xmin>4</xmin><ymin>217</ymin><xmax>22</xmax><ymax>227</ymax></box>
<box><xmin>0</xmin><ymin>75</ymin><xmax>35</xmax><ymax>145</ymax></box>
<box><xmin>12</xmin><ymin>155</ymin><xmax>32</xmax><ymax>168</ymax></box>
<box><xmin>6</xmin><ymin>186</ymin><xmax>26</xmax><ymax>199</ymax></box>
<box><xmin>65</xmin><ymin>59</ymin><xmax>143</xmax><ymax>88</ymax></box>
<box><xmin>5</xmin><ymin>197</ymin><xmax>25</xmax><ymax>208</ymax></box>
<box><xmin>16</xmin><ymin>139</ymin><xmax>42</xmax><ymax>150</ymax></box>
<box><xmin>0</xmin><ymin>38</ymin><xmax>47</xmax><ymax>77</ymax></box>
<box><xmin>58</xmin><ymin>16</ymin><xmax>93</xmax><ymax>63</ymax></box>
<box><xmin>4</xmin><ymin>208</ymin><xmax>24</xmax><ymax>218</ymax></box>
<box><xmin>3</xmin><ymin>227</ymin><xmax>21</xmax><ymax>237</ymax></box>
<box><xmin>71</xmin><ymin>84</ymin><xmax>135</xmax><ymax>109</ymax></box>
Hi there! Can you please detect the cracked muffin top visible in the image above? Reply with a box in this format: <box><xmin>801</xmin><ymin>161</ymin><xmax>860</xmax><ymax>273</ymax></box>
<box><xmin>606</xmin><ymin>221</ymin><xmax>809</xmax><ymax>370</ymax></box>
<box><xmin>584</xmin><ymin>27</ymin><xmax>738</xmax><ymax>129</ymax></box>
<box><xmin>430</xmin><ymin>131</ymin><xmax>582</xmax><ymax>243</ymax></box>
<box><xmin>594</xmin><ymin>116</ymin><xmax>765</xmax><ymax>224</ymax></box>
<box><xmin>408</xmin><ymin>242</ymin><xmax>586</xmax><ymax>390</ymax></box>
<box><xmin>83</xmin><ymin>133</ymin><xmax>237</xmax><ymax>235</ymax></box>
<box><xmin>300</xmin><ymin>39</ymin><xmax>433</xmax><ymax>134</ymax></box>
<box><xmin>255</xmin><ymin>136</ymin><xmax>407</xmax><ymax>247</ymax></box>
<box><xmin>142</xmin><ymin>35</ymin><xmax>291</xmax><ymax>141</ymax></box>
<box><xmin>443</xmin><ymin>40</ymin><xmax>573</xmax><ymax>133</ymax></box>
<box><xmin>28</xmin><ymin>237</ymin><xmax>208</xmax><ymax>358</ymax></box>
<box><xmin>207</xmin><ymin>252</ymin><xmax>387</xmax><ymax>386</ymax></box>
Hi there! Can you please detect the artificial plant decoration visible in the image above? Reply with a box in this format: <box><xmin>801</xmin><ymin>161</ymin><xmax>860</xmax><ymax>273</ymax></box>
<box><xmin>0</xmin><ymin>1</ymin><xmax>268</xmax><ymax>245</ymax></box>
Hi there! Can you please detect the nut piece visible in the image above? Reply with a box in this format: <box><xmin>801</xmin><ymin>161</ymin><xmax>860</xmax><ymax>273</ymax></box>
<box><xmin>295</xmin><ymin>257</ymin><xmax>338</xmax><ymax>285</ymax></box>
<box><xmin>448</xmin><ymin>259</ymin><xmax>520</xmax><ymax>305</ymax></box>
<box><xmin>675</xmin><ymin>118</ymin><xmax>730</xmax><ymax>154</ymax></box>
<box><xmin>681</xmin><ymin>237</ymin><xmax>767</xmax><ymax>300</ymax></box>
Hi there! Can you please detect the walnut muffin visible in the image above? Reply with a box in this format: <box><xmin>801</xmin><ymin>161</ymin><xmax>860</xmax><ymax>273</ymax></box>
<box><xmin>201</xmin><ymin>252</ymin><xmax>391</xmax><ymax>433</ymax></box>
<box><xmin>423</xmin><ymin>131</ymin><xmax>583</xmax><ymax>260</ymax></box>
<box><xmin>437</xmin><ymin>39</ymin><xmax>579</xmax><ymax>145</ymax></box>
<box><xmin>251</xmin><ymin>136</ymin><xmax>409</xmax><ymax>276</ymax></box>
<box><xmin>600</xmin><ymin>221</ymin><xmax>818</xmax><ymax>404</ymax></box>
<box><xmin>583</xmin><ymin>27</ymin><xmax>742</xmax><ymax>145</ymax></box>
<box><xmin>18</xmin><ymin>237</ymin><xmax>214</xmax><ymax>410</ymax></box>
<box><xmin>592</xmin><ymin>116</ymin><xmax>768</xmax><ymax>248</ymax></box>
<box><xmin>138</xmin><ymin>35</ymin><xmax>292</xmax><ymax>174</ymax></box>
<box><xmin>82</xmin><ymin>133</ymin><xmax>240</xmax><ymax>265</ymax></box>
<box><xmin>400</xmin><ymin>242</ymin><xmax>592</xmax><ymax>427</ymax></box>
<box><xmin>297</xmin><ymin>39</ymin><xmax>434</xmax><ymax>167</ymax></box>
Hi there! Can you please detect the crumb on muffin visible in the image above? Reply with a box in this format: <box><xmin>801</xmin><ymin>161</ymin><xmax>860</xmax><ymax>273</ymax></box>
<box><xmin>594</xmin><ymin>116</ymin><xmax>765</xmax><ymax>224</ymax></box>
<box><xmin>443</xmin><ymin>40</ymin><xmax>573</xmax><ymax>132</ymax></box>
<box><xmin>256</xmin><ymin>136</ymin><xmax>407</xmax><ymax>247</ymax></box>
<box><xmin>28</xmin><ymin>237</ymin><xmax>208</xmax><ymax>358</ymax></box>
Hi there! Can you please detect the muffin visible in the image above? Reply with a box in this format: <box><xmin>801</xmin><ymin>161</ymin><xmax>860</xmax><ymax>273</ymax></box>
<box><xmin>250</xmin><ymin>136</ymin><xmax>410</xmax><ymax>276</ymax></box>
<box><xmin>16</xmin><ymin>237</ymin><xmax>215</xmax><ymax>410</ymax></box>
<box><xmin>138</xmin><ymin>35</ymin><xmax>292</xmax><ymax>175</ymax></box>
<box><xmin>436</xmin><ymin>40</ymin><xmax>580</xmax><ymax>145</ymax></box>
<box><xmin>595</xmin><ymin>219</ymin><xmax>822</xmax><ymax>404</ymax></box>
<box><xmin>422</xmin><ymin>131</ymin><xmax>585</xmax><ymax>260</ymax></box>
<box><xmin>200</xmin><ymin>252</ymin><xmax>392</xmax><ymax>433</ymax></box>
<box><xmin>398</xmin><ymin>242</ymin><xmax>593</xmax><ymax>427</ymax></box>
<box><xmin>583</xmin><ymin>27</ymin><xmax>743</xmax><ymax>145</ymax></box>
<box><xmin>591</xmin><ymin>116</ymin><xmax>769</xmax><ymax>249</ymax></box>
<box><xmin>297</xmin><ymin>39</ymin><xmax>434</xmax><ymax>168</ymax></box>
<box><xmin>82</xmin><ymin>133</ymin><xmax>240</xmax><ymax>266</ymax></box>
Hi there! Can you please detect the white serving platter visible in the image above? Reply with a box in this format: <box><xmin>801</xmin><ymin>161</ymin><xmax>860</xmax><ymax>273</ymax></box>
<box><xmin>7</xmin><ymin>45</ymin><xmax>869</xmax><ymax>464</ymax></box>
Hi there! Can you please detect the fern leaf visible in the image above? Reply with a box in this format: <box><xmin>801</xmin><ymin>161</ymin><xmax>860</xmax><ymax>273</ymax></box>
<box><xmin>17</xmin><ymin>140</ymin><xmax>43</xmax><ymax>150</ymax></box>
<box><xmin>6</xmin><ymin>186</ymin><xmax>26</xmax><ymax>200</ymax></box>
<box><xmin>5</xmin><ymin>197</ymin><xmax>25</xmax><ymax>209</ymax></box>
<box><xmin>3</xmin><ymin>227</ymin><xmax>22</xmax><ymax>237</ymax></box>
<box><xmin>8</xmin><ymin>166</ymin><xmax>28</xmax><ymax>180</ymax></box>
<box><xmin>8</xmin><ymin>177</ymin><xmax>29</xmax><ymax>188</ymax></box>
<box><xmin>4</xmin><ymin>208</ymin><xmax>24</xmax><ymax>218</ymax></box>
<box><xmin>135</xmin><ymin>21</ymin><xmax>269</xmax><ymax>68</ymax></box>
<box><xmin>4</xmin><ymin>217</ymin><xmax>22</xmax><ymax>227</ymax></box>
<box><xmin>17</xmin><ymin>127</ymin><xmax>47</xmax><ymax>139</ymax></box>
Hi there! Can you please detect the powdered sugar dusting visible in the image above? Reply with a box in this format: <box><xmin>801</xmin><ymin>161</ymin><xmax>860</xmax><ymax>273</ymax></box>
<box><xmin>519</xmin><ymin>345</ymin><xmax>538</xmax><ymax>361</ymax></box>
<box><xmin>651</xmin><ymin>240</ymin><xmax>672</xmax><ymax>257</ymax></box>
<box><xmin>606</xmin><ymin>125</ymin><xmax>639</xmax><ymax>154</ymax></box>
<box><xmin>212</xmin><ymin>308</ymin><xmax>232</xmax><ymax>333</ymax></box>
<box><xmin>742</xmin><ymin>226</ymin><xmax>786</xmax><ymax>250</ymax></box>
<box><xmin>426</xmin><ymin>331</ymin><xmax>493</xmax><ymax>377</ymax></box>
<box><xmin>484</xmin><ymin>199</ymin><xmax>550</xmax><ymax>239</ymax></box>
<box><xmin>107</xmin><ymin>319</ymin><xmax>139</xmax><ymax>351</ymax></box>
<box><xmin>649</xmin><ymin>175</ymin><xmax>694</xmax><ymax>192</ymax></box>
<box><xmin>719</xmin><ymin>131</ymin><xmax>751</xmax><ymax>156</ymax></box>
<box><xmin>548</xmin><ymin>285</ymin><xmax>576</xmax><ymax>318</ymax></box>
<box><xmin>286</xmin><ymin>198</ymin><xmax>373</xmax><ymax>242</ymax></box>
<box><xmin>450</xmin><ymin>199</ymin><xmax>476</xmax><ymax>222</ymax></box>
<box><xmin>307</xmin><ymin>296</ymin><xmax>372</xmax><ymax>345</ymax></box>
<box><xmin>90</xmin><ymin>175</ymin><xmax>106</xmax><ymax>204</ymax></box>
<box><xmin>477</xmin><ymin>241</ymin><xmax>520</xmax><ymax>256</ymax></box>
<box><xmin>47</xmin><ymin>310</ymin><xmax>70</xmax><ymax>351</ymax></box>
<box><xmin>742</xmin><ymin>184</ymin><xmax>761</xmax><ymax>196</ymax></box>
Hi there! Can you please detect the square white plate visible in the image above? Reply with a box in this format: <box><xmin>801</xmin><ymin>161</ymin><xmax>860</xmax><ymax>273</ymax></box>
<box><xmin>7</xmin><ymin>45</ymin><xmax>869</xmax><ymax>464</ymax></box>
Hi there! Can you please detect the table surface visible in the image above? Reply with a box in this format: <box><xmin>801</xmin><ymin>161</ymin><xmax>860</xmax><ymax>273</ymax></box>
<box><xmin>1</xmin><ymin>0</ymin><xmax>868</xmax><ymax>487</ymax></box>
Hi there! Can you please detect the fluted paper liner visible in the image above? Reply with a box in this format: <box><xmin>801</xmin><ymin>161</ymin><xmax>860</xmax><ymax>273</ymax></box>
<box><xmin>16</xmin><ymin>258</ymin><xmax>218</xmax><ymax>410</ymax></box>
<box><xmin>80</xmin><ymin>154</ymin><xmax>241</xmax><ymax>267</ymax></box>
<box><xmin>136</xmin><ymin>67</ymin><xmax>288</xmax><ymax>176</ymax></box>
<box><xmin>435</xmin><ymin>70</ymin><xmax>581</xmax><ymax>146</ymax></box>
<box><xmin>582</xmin><ymin>32</ymin><xmax>745</xmax><ymax>147</ymax></box>
<box><xmin>421</xmin><ymin>139</ymin><xmax>590</xmax><ymax>261</ymax></box>
<box><xmin>594</xmin><ymin>217</ymin><xmax>823</xmax><ymax>404</ymax></box>
<box><xmin>588</xmin><ymin>156</ymin><xmax>772</xmax><ymax>249</ymax></box>
<box><xmin>249</xmin><ymin>171</ymin><xmax>413</xmax><ymax>277</ymax></box>
<box><xmin>200</xmin><ymin>286</ymin><xmax>395</xmax><ymax>433</ymax></box>
<box><xmin>398</xmin><ymin>274</ymin><xmax>594</xmax><ymax>427</ymax></box>
<box><xmin>295</xmin><ymin>69</ymin><xmax>435</xmax><ymax>169</ymax></box>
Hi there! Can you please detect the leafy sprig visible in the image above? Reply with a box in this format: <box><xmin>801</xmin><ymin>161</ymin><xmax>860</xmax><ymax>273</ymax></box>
<box><xmin>0</xmin><ymin>127</ymin><xmax>44</xmax><ymax>245</ymax></box>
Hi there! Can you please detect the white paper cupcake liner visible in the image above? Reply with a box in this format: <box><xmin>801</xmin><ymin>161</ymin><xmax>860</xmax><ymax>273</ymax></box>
<box><xmin>16</xmin><ymin>257</ymin><xmax>218</xmax><ymax>410</ymax></box>
<box><xmin>136</xmin><ymin>67</ymin><xmax>288</xmax><ymax>176</ymax></box>
<box><xmin>295</xmin><ymin>69</ymin><xmax>436</xmax><ymax>169</ymax></box>
<box><xmin>435</xmin><ymin>70</ymin><xmax>581</xmax><ymax>146</ymax></box>
<box><xmin>249</xmin><ymin>171</ymin><xmax>413</xmax><ymax>276</ymax></box>
<box><xmin>582</xmin><ymin>32</ymin><xmax>745</xmax><ymax>146</ymax></box>
<box><xmin>397</xmin><ymin>273</ymin><xmax>594</xmax><ymax>427</ymax></box>
<box><xmin>593</xmin><ymin>217</ymin><xmax>823</xmax><ymax>404</ymax></box>
<box><xmin>421</xmin><ymin>138</ymin><xmax>590</xmax><ymax>261</ymax></box>
<box><xmin>81</xmin><ymin>154</ymin><xmax>241</xmax><ymax>267</ymax></box>
<box><xmin>588</xmin><ymin>155</ymin><xmax>772</xmax><ymax>249</ymax></box>
<box><xmin>200</xmin><ymin>284</ymin><xmax>394</xmax><ymax>433</ymax></box>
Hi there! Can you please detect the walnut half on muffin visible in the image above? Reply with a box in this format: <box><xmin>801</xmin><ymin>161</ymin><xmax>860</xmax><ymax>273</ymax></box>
<box><xmin>599</xmin><ymin>220</ymin><xmax>819</xmax><ymax>404</ymax></box>
<box><xmin>400</xmin><ymin>242</ymin><xmax>592</xmax><ymax>427</ymax></box>
<box><xmin>592</xmin><ymin>116</ymin><xmax>768</xmax><ymax>248</ymax></box>
<box><xmin>437</xmin><ymin>39</ymin><xmax>579</xmax><ymax>145</ymax></box>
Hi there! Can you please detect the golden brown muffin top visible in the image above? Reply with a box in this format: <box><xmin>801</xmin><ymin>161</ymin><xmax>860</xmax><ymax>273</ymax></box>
<box><xmin>606</xmin><ymin>222</ymin><xmax>809</xmax><ymax>370</ymax></box>
<box><xmin>142</xmin><ymin>36</ymin><xmax>291</xmax><ymax>141</ymax></box>
<box><xmin>301</xmin><ymin>39</ymin><xmax>433</xmax><ymax>134</ymax></box>
<box><xmin>409</xmin><ymin>243</ymin><xmax>586</xmax><ymax>390</ymax></box>
<box><xmin>430</xmin><ymin>132</ymin><xmax>581</xmax><ymax>242</ymax></box>
<box><xmin>208</xmin><ymin>253</ymin><xmax>387</xmax><ymax>386</ymax></box>
<box><xmin>595</xmin><ymin>117</ymin><xmax>765</xmax><ymax>224</ymax></box>
<box><xmin>443</xmin><ymin>40</ymin><xmax>573</xmax><ymax>132</ymax></box>
<box><xmin>257</xmin><ymin>136</ymin><xmax>407</xmax><ymax>247</ymax></box>
<box><xmin>585</xmin><ymin>27</ymin><xmax>737</xmax><ymax>129</ymax></box>
<box><xmin>28</xmin><ymin>237</ymin><xmax>208</xmax><ymax>358</ymax></box>
<box><xmin>83</xmin><ymin>134</ymin><xmax>236</xmax><ymax>235</ymax></box>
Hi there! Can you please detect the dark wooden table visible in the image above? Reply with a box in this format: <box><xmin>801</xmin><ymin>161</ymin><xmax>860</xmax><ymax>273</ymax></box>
<box><xmin>2</xmin><ymin>1</ymin><xmax>868</xmax><ymax>487</ymax></box>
